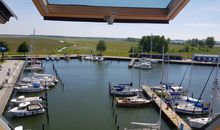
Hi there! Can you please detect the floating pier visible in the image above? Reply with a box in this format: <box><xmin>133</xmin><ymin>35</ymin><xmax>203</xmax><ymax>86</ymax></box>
<box><xmin>0</xmin><ymin>60</ymin><xmax>25</xmax><ymax>114</ymax></box>
<box><xmin>142</xmin><ymin>85</ymin><xmax>191</xmax><ymax>130</ymax></box>
<box><xmin>128</xmin><ymin>58</ymin><xmax>136</xmax><ymax>68</ymax></box>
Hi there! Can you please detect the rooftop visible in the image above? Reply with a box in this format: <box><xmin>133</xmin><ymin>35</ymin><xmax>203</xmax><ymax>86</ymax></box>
<box><xmin>0</xmin><ymin>0</ymin><xmax>17</xmax><ymax>24</ymax></box>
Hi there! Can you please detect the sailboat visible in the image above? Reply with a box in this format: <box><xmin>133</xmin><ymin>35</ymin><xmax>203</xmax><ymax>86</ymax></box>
<box><xmin>109</xmin><ymin>83</ymin><xmax>140</xmax><ymax>97</ymax></box>
<box><xmin>116</xmin><ymin>70</ymin><xmax>151</xmax><ymax>107</ymax></box>
<box><xmin>24</xmin><ymin>31</ymin><xmax>44</xmax><ymax>71</ymax></box>
<box><xmin>151</xmin><ymin>56</ymin><xmax>186</xmax><ymax>98</ymax></box>
<box><xmin>188</xmin><ymin>56</ymin><xmax>220</xmax><ymax>128</ymax></box>
<box><xmin>124</xmin><ymin>47</ymin><xmax>166</xmax><ymax>130</ymax></box>
<box><xmin>173</xmin><ymin>67</ymin><xmax>211</xmax><ymax>115</ymax></box>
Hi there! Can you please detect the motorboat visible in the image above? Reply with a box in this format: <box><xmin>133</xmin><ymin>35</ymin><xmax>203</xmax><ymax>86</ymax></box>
<box><xmin>8</xmin><ymin>102</ymin><xmax>46</xmax><ymax>117</ymax></box>
<box><xmin>116</xmin><ymin>96</ymin><xmax>151</xmax><ymax>107</ymax></box>
<box><xmin>15</xmin><ymin>82</ymin><xmax>47</xmax><ymax>93</ymax></box>
<box><xmin>11</xmin><ymin>95</ymin><xmax>43</xmax><ymax>106</ymax></box>
<box><xmin>134</xmin><ymin>62</ymin><xmax>152</xmax><ymax>69</ymax></box>
<box><xmin>21</xmin><ymin>75</ymin><xmax>58</xmax><ymax>85</ymax></box>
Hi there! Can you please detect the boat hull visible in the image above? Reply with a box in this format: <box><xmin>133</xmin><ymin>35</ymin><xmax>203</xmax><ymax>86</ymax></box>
<box><xmin>15</xmin><ymin>87</ymin><xmax>45</xmax><ymax>93</ymax></box>
<box><xmin>10</xmin><ymin>109</ymin><xmax>45</xmax><ymax>117</ymax></box>
<box><xmin>110</xmin><ymin>91</ymin><xmax>138</xmax><ymax>97</ymax></box>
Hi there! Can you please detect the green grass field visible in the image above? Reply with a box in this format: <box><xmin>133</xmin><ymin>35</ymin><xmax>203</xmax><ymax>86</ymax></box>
<box><xmin>0</xmin><ymin>36</ymin><xmax>220</xmax><ymax>58</ymax></box>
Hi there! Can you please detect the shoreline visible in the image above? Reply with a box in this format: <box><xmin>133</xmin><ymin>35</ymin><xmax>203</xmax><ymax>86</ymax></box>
<box><xmin>4</xmin><ymin>54</ymin><xmax>220</xmax><ymax>66</ymax></box>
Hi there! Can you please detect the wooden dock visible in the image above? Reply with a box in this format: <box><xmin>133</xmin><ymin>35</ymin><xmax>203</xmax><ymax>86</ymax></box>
<box><xmin>142</xmin><ymin>85</ymin><xmax>191</xmax><ymax>130</ymax></box>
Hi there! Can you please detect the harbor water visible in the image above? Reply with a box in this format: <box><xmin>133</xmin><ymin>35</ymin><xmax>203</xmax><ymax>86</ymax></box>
<box><xmin>3</xmin><ymin>59</ymin><xmax>220</xmax><ymax>130</ymax></box>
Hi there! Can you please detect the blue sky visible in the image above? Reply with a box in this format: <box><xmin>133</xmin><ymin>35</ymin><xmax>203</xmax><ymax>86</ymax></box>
<box><xmin>0</xmin><ymin>0</ymin><xmax>220</xmax><ymax>40</ymax></box>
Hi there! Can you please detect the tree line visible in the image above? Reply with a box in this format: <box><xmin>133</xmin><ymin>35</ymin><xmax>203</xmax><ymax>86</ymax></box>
<box><xmin>179</xmin><ymin>37</ymin><xmax>216</xmax><ymax>52</ymax></box>
<box><xmin>129</xmin><ymin>35</ymin><xmax>216</xmax><ymax>56</ymax></box>
<box><xmin>129</xmin><ymin>35</ymin><xmax>170</xmax><ymax>56</ymax></box>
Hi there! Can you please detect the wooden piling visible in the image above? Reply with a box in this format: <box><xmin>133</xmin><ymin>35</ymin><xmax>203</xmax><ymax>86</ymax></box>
<box><xmin>115</xmin><ymin>115</ymin><xmax>117</xmax><ymax>126</ymax></box>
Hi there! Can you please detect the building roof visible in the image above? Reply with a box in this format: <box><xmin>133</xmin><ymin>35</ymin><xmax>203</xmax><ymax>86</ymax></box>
<box><xmin>32</xmin><ymin>0</ymin><xmax>189</xmax><ymax>24</ymax></box>
<box><xmin>0</xmin><ymin>0</ymin><xmax>17</xmax><ymax>24</ymax></box>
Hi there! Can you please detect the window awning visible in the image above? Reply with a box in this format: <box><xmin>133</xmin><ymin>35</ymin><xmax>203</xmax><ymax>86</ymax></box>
<box><xmin>0</xmin><ymin>0</ymin><xmax>17</xmax><ymax>24</ymax></box>
<box><xmin>33</xmin><ymin>0</ymin><xmax>189</xmax><ymax>24</ymax></box>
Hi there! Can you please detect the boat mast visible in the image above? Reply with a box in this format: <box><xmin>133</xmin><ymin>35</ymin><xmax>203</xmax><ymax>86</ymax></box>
<box><xmin>158</xmin><ymin>46</ymin><xmax>165</xmax><ymax>128</ymax></box>
<box><xmin>30</xmin><ymin>29</ymin><xmax>35</xmax><ymax>74</ymax></box>
<box><xmin>138</xmin><ymin>69</ymin><xmax>141</xmax><ymax>95</ymax></box>
<box><xmin>209</xmin><ymin>54</ymin><xmax>220</xmax><ymax>118</ymax></box>
<box><xmin>187</xmin><ymin>55</ymin><xmax>194</xmax><ymax>97</ymax></box>
<box><xmin>131</xmin><ymin>46</ymin><xmax>134</xmax><ymax>83</ymax></box>
<box><xmin>150</xmin><ymin>34</ymin><xmax>153</xmax><ymax>61</ymax></box>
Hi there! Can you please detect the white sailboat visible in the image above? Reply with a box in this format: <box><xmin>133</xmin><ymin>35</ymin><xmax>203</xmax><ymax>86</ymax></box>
<box><xmin>8</xmin><ymin>102</ymin><xmax>46</xmax><ymax>117</ymax></box>
<box><xmin>24</xmin><ymin>30</ymin><xmax>44</xmax><ymax>72</ymax></box>
<box><xmin>110</xmin><ymin>85</ymin><xmax>140</xmax><ymax>97</ymax></box>
<box><xmin>11</xmin><ymin>95</ymin><xmax>43</xmax><ymax>106</ymax></box>
<box><xmin>188</xmin><ymin>55</ymin><xmax>220</xmax><ymax>128</ymax></box>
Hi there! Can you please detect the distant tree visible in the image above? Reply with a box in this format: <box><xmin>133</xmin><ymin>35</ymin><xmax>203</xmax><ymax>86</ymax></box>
<box><xmin>17</xmin><ymin>41</ymin><xmax>29</xmax><ymax>56</ymax></box>
<box><xmin>152</xmin><ymin>36</ymin><xmax>169</xmax><ymax>53</ymax></box>
<box><xmin>0</xmin><ymin>41</ymin><xmax>9</xmax><ymax>61</ymax></box>
<box><xmin>96</xmin><ymin>40</ymin><xmax>106</xmax><ymax>56</ymax></box>
<box><xmin>205</xmin><ymin>37</ymin><xmax>216</xmax><ymax>48</ymax></box>
<box><xmin>139</xmin><ymin>36</ymin><xmax>151</xmax><ymax>52</ymax></box>
<box><xmin>139</xmin><ymin>35</ymin><xmax>169</xmax><ymax>53</ymax></box>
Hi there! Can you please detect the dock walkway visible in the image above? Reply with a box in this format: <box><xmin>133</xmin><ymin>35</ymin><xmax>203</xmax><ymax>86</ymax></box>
<box><xmin>0</xmin><ymin>60</ymin><xmax>24</xmax><ymax>115</ymax></box>
<box><xmin>128</xmin><ymin>58</ymin><xmax>136</xmax><ymax>68</ymax></box>
<box><xmin>142</xmin><ymin>85</ymin><xmax>191</xmax><ymax>130</ymax></box>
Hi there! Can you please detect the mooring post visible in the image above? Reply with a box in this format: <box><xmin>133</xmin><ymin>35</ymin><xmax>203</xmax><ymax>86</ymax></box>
<box><xmin>113</xmin><ymin>108</ymin><xmax>115</xmax><ymax>115</ymax></box>
<box><xmin>112</xmin><ymin>100</ymin><xmax>114</xmax><ymax>108</ymax></box>
<box><xmin>117</xmin><ymin>125</ymin><xmax>119</xmax><ymax>130</ymax></box>
<box><xmin>42</xmin><ymin>124</ymin><xmax>45</xmax><ymax>130</ymax></box>
<box><xmin>47</xmin><ymin>112</ymin><xmax>49</xmax><ymax>124</ymax></box>
<box><xmin>115</xmin><ymin>115</ymin><xmax>118</xmax><ymax>126</ymax></box>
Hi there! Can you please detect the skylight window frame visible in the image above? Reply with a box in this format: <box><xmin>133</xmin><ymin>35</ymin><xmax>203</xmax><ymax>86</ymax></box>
<box><xmin>33</xmin><ymin>0</ymin><xmax>189</xmax><ymax>24</ymax></box>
